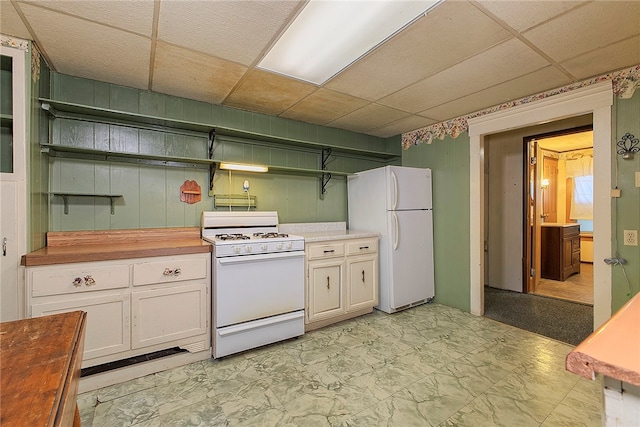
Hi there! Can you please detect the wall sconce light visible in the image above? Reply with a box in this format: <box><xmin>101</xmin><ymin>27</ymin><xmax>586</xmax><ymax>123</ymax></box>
<box><xmin>218</xmin><ymin>162</ymin><xmax>268</xmax><ymax>173</ymax></box>
<box><xmin>541</xmin><ymin>178</ymin><xmax>550</xmax><ymax>189</ymax></box>
<box><xmin>616</xmin><ymin>133</ymin><xmax>639</xmax><ymax>160</ymax></box>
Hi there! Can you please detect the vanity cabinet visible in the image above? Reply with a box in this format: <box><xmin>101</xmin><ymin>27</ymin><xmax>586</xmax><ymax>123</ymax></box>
<box><xmin>26</xmin><ymin>253</ymin><xmax>210</xmax><ymax>368</ymax></box>
<box><xmin>541</xmin><ymin>224</ymin><xmax>580</xmax><ymax>281</ymax></box>
<box><xmin>305</xmin><ymin>237</ymin><xmax>378</xmax><ymax>330</ymax></box>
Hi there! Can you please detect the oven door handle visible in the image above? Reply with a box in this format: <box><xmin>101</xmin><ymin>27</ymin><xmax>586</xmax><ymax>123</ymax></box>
<box><xmin>218</xmin><ymin>311</ymin><xmax>304</xmax><ymax>336</ymax></box>
<box><xmin>217</xmin><ymin>251</ymin><xmax>304</xmax><ymax>265</ymax></box>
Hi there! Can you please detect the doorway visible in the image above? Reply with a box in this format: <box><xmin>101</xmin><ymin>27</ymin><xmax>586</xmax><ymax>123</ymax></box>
<box><xmin>468</xmin><ymin>81</ymin><xmax>613</xmax><ymax>329</ymax></box>
<box><xmin>527</xmin><ymin>127</ymin><xmax>594</xmax><ymax>306</ymax></box>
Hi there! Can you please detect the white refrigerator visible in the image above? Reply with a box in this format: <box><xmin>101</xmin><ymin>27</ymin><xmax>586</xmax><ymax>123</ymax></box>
<box><xmin>347</xmin><ymin>165</ymin><xmax>434</xmax><ymax>313</ymax></box>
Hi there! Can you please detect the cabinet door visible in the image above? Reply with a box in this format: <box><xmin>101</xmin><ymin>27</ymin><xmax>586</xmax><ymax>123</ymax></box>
<box><xmin>131</xmin><ymin>283</ymin><xmax>207</xmax><ymax>349</ymax></box>
<box><xmin>307</xmin><ymin>261</ymin><xmax>343</xmax><ymax>322</ymax></box>
<box><xmin>1</xmin><ymin>46</ymin><xmax>27</xmax><ymax>322</ymax></box>
<box><xmin>347</xmin><ymin>256</ymin><xmax>378</xmax><ymax>312</ymax></box>
<box><xmin>31</xmin><ymin>293</ymin><xmax>130</xmax><ymax>362</ymax></box>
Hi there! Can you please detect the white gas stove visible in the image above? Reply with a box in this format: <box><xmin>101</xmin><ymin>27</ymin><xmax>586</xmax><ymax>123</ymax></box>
<box><xmin>201</xmin><ymin>211</ymin><xmax>305</xmax><ymax>358</ymax></box>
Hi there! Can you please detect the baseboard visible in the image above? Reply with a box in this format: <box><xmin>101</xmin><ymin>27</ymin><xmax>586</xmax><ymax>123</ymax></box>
<box><xmin>78</xmin><ymin>349</ymin><xmax>211</xmax><ymax>393</ymax></box>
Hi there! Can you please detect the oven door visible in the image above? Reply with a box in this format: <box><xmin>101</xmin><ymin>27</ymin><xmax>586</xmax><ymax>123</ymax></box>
<box><xmin>214</xmin><ymin>251</ymin><xmax>304</xmax><ymax>328</ymax></box>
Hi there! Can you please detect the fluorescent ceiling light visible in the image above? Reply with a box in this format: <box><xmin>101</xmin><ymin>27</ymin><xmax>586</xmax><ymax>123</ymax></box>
<box><xmin>258</xmin><ymin>0</ymin><xmax>443</xmax><ymax>85</ymax></box>
<box><xmin>218</xmin><ymin>162</ymin><xmax>269</xmax><ymax>173</ymax></box>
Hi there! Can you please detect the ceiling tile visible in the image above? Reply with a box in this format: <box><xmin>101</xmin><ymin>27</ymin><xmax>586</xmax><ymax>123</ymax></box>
<box><xmin>157</xmin><ymin>0</ymin><xmax>302</xmax><ymax>66</ymax></box>
<box><xmin>476</xmin><ymin>0</ymin><xmax>587</xmax><ymax>32</ymax></box>
<box><xmin>280</xmin><ymin>89</ymin><xmax>369</xmax><ymax>125</ymax></box>
<box><xmin>380</xmin><ymin>38</ymin><xmax>551</xmax><ymax>113</ymax></box>
<box><xmin>524</xmin><ymin>1</ymin><xmax>640</xmax><ymax>63</ymax></box>
<box><xmin>561</xmin><ymin>35</ymin><xmax>640</xmax><ymax>80</ymax></box>
<box><xmin>367</xmin><ymin>115</ymin><xmax>437</xmax><ymax>139</ymax></box>
<box><xmin>15</xmin><ymin>0</ymin><xmax>155</xmax><ymax>36</ymax></box>
<box><xmin>418</xmin><ymin>66</ymin><xmax>572</xmax><ymax>123</ymax></box>
<box><xmin>538</xmin><ymin>131</ymin><xmax>593</xmax><ymax>152</ymax></box>
<box><xmin>152</xmin><ymin>42</ymin><xmax>248</xmax><ymax>105</ymax></box>
<box><xmin>325</xmin><ymin>0</ymin><xmax>511</xmax><ymax>101</ymax></box>
<box><xmin>0</xmin><ymin>2</ymin><xmax>32</xmax><ymax>40</ymax></box>
<box><xmin>224</xmin><ymin>69</ymin><xmax>317</xmax><ymax>117</ymax></box>
<box><xmin>20</xmin><ymin>3</ymin><xmax>150</xmax><ymax>90</ymax></box>
<box><xmin>327</xmin><ymin>104</ymin><xmax>410</xmax><ymax>134</ymax></box>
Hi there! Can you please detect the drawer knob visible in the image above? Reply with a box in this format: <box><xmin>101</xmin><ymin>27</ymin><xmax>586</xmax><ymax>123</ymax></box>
<box><xmin>84</xmin><ymin>275</ymin><xmax>96</xmax><ymax>286</ymax></box>
<box><xmin>72</xmin><ymin>277</ymin><xmax>83</xmax><ymax>287</ymax></box>
<box><xmin>323</xmin><ymin>249</ymin><xmax>335</xmax><ymax>254</ymax></box>
<box><xmin>359</xmin><ymin>246</ymin><xmax>369</xmax><ymax>250</ymax></box>
<box><xmin>163</xmin><ymin>268</ymin><xmax>182</xmax><ymax>277</ymax></box>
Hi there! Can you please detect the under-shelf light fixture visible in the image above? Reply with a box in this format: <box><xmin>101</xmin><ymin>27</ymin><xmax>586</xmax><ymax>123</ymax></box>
<box><xmin>218</xmin><ymin>162</ymin><xmax>268</xmax><ymax>173</ymax></box>
<box><xmin>258</xmin><ymin>0</ymin><xmax>443</xmax><ymax>85</ymax></box>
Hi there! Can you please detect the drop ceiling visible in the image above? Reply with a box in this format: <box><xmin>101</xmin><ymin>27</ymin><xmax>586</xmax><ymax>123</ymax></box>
<box><xmin>538</xmin><ymin>130</ymin><xmax>593</xmax><ymax>152</ymax></box>
<box><xmin>2</xmin><ymin>0</ymin><xmax>639</xmax><ymax>139</ymax></box>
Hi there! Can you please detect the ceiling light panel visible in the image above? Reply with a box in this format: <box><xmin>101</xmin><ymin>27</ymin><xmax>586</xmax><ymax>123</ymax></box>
<box><xmin>258</xmin><ymin>0</ymin><xmax>442</xmax><ymax>85</ymax></box>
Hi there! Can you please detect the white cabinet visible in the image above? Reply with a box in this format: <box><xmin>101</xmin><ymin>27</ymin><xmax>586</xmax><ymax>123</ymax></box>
<box><xmin>308</xmin><ymin>247</ymin><xmax>344</xmax><ymax>322</ymax></box>
<box><xmin>1</xmin><ymin>41</ymin><xmax>28</xmax><ymax>322</ymax></box>
<box><xmin>32</xmin><ymin>292</ymin><xmax>130</xmax><ymax>360</ymax></box>
<box><xmin>27</xmin><ymin>253</ymin><xmax>210</xmax><ymax>368</ymax></box>
<box><xmin>347</xmin><ymin>257</ymin><xmax>377</xmax><ymax>312</ymax></box>
<box><xmin>131</xmin><ymin>283</ymin><xmax>207</xmax><ymax>349</ymax></box>
<box><xmin>305</xmin><ymin>237</ymin><xmax>378</xmax><ymax>331</ymax></box>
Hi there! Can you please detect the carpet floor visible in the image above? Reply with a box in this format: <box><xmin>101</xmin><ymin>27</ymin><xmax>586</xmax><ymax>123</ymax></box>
<box><xmin>484</xmin><ymin>286</ymin><xmax>593</xmax><ymax>346</ymax></box>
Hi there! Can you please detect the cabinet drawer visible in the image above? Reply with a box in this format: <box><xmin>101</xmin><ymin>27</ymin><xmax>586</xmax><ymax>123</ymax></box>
<box><xmin>563</xmin><ymin>225</ymin><xmax>579</xmax><ymax>238</ymax></box>
<box><xmin>31</xmin><ymin>263</ymin><xmax>130</xmax><ymax>297</ymax></box>
<box><xmin>346</xmin><ymin>239</ymin><xmax>378</xmax><ymax>256</ymax></box>
<box><xmin>572</xmin><ymin>238</ymin><xmax>580</xmax><ymax>252</ymax></box>
<box><xmin>307</xmin><ymin>242</ymin><xmax>345</xmax><ymax>260</ymax></box>
<box><xmin>133</xmin><ymin>255</ymin><xmax>208</xmax><ymax>286</ymax></box>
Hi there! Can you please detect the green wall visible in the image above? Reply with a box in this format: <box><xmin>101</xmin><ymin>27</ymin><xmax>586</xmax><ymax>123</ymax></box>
<box><xmin>611</xmin><ymin>90</ymin><xmax>640</xmax><ymax>312</ymax></box>
<box><xmin>402</xmin><ymin>134</ymin><xmax>471</xmax><ymax>312</ymax></box>
<box><xmin>45</xmin><ymin>73</ymin><xmax>400</xmax><ymax>233</ymax></box>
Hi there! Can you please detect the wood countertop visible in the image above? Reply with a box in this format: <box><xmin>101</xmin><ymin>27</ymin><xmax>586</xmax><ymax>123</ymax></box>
<box><xmin>1</xmin><ymin>311</ymin><xmax>87</xmax><ymax>426</ymax></box>
<box><xmin>21</xmin><ymin>227</ymin><xmax>212</xmax><ymax>266</ymax></box>
<box><xmin>566</xmin><ymin>292</ymin><xmax>640</xmax><ymax>386</ymax></box>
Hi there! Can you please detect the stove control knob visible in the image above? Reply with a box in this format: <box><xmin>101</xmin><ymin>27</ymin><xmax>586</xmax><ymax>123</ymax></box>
<box><xmin>261</xmin><ymin>243</ymin><xmax>268</xmax><ymax>251</ymax></box>
<box><xmin>286</xmin><ymin>242</ymin><xmax>293</xmax><ymax>249</ymax></box>
<box><xmin>245</xmin><ymin>246</ymin><xmax>253</xmax><ymax>253</ymax></box>
<box><xmin>277</xmin><ymin>243</ymin><xmax>283</xmax><ymax>250</ymax></box>
<box><xmin>233</xmin><ymin>246</ymin><xmax>241</xmax><ymax>254</ymax></box>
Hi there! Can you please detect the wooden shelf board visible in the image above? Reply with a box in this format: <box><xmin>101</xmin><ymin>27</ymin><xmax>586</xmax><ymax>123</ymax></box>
<box><xmin>41</xmin><ymin>143</ymin><xmax>215</xmax><ymax>166</ymax></box>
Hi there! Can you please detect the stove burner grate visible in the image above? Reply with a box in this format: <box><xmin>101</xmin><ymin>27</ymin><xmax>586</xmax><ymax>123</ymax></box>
<box><xmin>253</xmin><ymin>232</ymin><xmax>289</xmax><ymax>239</ymax></box>
<box><xmin>215</xmin><ymin>233</ymin><xmax>250</xmax><ymax>241</ymax></box>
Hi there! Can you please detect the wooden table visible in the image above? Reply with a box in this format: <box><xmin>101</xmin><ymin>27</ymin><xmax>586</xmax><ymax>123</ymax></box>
<box><xmin>1</xmin><ymin>311</ymin><xmax>87</xmax><ymax>427</ymax></box>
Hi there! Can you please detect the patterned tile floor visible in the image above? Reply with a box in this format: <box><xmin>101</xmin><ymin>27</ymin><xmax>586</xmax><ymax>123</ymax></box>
<box><xmin>77</xmin><ymin>304</ymin><xmax>602</xmax><ymax>426</ymax></box>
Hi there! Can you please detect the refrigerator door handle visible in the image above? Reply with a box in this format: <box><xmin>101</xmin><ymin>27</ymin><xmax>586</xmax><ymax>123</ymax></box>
<box><xmin>391</xmin><ymin>170</ymin><xmax>398</xmax><ymax>210</ymax></box>
<box><xmin>393</xmin><ymin>212</ymin><xmax>399</xmax><ymax>250</ymax></box>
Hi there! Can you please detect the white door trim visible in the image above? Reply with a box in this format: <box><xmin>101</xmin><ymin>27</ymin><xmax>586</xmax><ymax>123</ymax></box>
<box><xmin>467</xmin><ymin>81</ymin><xmax>613</xmax><ymax>328</ymax></box>
<box><xmin>1</xmin><ymin>44</ymin><xmax>28</xmax><ymax>321</ymax></box>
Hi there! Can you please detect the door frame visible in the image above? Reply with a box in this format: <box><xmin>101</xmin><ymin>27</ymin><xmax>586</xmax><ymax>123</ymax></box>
<box><xmin>523</xmin><ymin>138</ymin><xmax>539</xmax><ymax>294</ymax></box>
<box><xmin>1</xmin><ymin>44</ymin><xmax>28</xmax><ymax>321</ymax></box>
<box><xmin>468</xmin><ymin>81</ymin><xmax>612</xmax><ymax>329</ymax></box>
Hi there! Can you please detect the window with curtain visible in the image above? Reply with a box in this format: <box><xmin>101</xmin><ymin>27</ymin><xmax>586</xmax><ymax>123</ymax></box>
<box><xmin>565</xmin><ymin>155</ymin><xmax>593</xmax><ymax>221</ymax></box>
<box><xmin>571</xmin><ymin>175</ymin><xmax>593</xmax><ymax>220</ymax></box>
